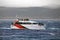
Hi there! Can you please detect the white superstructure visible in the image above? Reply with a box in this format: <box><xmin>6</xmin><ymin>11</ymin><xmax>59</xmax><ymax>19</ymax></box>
<box><xmin>11</xmin><ymin>19</ymin><xmax>46</xmax><ymax>30</ymax></box>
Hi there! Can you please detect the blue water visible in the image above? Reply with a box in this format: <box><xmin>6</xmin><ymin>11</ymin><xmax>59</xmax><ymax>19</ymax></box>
<box><xmin>0</xmin><ymin>19</ymin><xmax>60</xmax><ymax>40</ymax></box>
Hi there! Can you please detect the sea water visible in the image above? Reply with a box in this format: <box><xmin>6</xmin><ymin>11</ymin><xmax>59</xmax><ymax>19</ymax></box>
<box><xmin>0</xmin><ymin>19</ymin><xmax>60</xmax><ymax>40</ymax></box>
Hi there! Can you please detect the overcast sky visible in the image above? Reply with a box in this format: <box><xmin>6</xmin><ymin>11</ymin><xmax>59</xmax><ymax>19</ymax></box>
<box><xmin>0</xmin><ymin>0</ymin><xmax>60</xmax><ymax>8</ymax></box>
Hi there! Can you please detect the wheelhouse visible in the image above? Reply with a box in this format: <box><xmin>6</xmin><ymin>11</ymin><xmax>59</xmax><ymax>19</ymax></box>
<box><xmin>15</xmin><ymin>21</ymin><xmax>44</xmax><ymax>26</ymax></box>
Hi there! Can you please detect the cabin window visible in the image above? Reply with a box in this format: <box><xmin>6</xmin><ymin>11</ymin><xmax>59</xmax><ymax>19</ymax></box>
<box><xmin>15</xmin><ymin>22</ymin><xmax>31</xmax><ymax>24</ymax></box>
<box><xmin>15</xmin><ymin>22</ymin><xmax>44</xmax><ymax>25</ymax></box>
<box><xmin>15</xmin><ymin>22</ymin><xmax>38</xmax><ymax>24</ymax></box>
<box><xmin>32</xmin><ymin>23</ymin><xmax>38</xmax><ymax>24</ymax></box>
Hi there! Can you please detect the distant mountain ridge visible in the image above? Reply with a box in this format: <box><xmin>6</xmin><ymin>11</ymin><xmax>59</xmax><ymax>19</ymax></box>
<box><xmin>0</xmin><ymin>7</ymin><xmax>60</xmax><ymax>19</ymax></box>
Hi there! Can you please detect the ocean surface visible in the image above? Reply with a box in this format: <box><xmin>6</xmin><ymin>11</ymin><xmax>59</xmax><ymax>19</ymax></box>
<box><xmin>0</xmin><ymin>19</ymin><xmax>60</xmax><ymax>40</ymax></box>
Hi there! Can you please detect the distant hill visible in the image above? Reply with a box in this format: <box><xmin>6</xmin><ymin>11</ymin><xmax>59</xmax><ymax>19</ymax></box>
<box><xmin>0</xmin><ymin>7</ymin><xmax>60</xmax><ymax>19</ymax></box>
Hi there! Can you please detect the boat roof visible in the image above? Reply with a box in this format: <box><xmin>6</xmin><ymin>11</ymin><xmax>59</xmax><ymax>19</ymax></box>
<box><xmin>18</xmin><ymin>21</ymin><xmax>38</xmax><ymax>23</ymax></box>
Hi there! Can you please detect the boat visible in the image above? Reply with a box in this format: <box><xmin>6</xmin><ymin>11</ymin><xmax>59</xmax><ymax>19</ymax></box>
<box><xmin>11</xmin><ymin>18</ymin><xmax>46</xmax><ymax>30</ymax></box>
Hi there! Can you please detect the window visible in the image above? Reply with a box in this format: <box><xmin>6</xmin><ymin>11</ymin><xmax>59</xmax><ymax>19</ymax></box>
<box><xmin>15</xmin><ymin>22</ymin><xmax>31</xmax><ymax>24</ymax></box>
